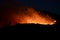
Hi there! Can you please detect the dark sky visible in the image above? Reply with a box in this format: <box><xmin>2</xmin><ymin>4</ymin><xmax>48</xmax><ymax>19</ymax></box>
<box><xmin>0</xmin><ymin>0</ymin><xmax>60</xmax><ymax>15</ymax></box>
<box><xmin>17</xmin><ymin>0</ymin><xmax>60</xmax><ymax>15</ymax></box>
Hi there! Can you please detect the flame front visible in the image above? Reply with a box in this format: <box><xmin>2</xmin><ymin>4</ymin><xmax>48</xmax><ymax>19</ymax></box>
<box><xmin>0</xmin><ymin>7</ymin><xmax>56</xmax><ymax>27</ymax></box>
<box><xmin>14</xmin><ymin>8</ymin><xmax>56</xmax><ymax>25</ymax></box>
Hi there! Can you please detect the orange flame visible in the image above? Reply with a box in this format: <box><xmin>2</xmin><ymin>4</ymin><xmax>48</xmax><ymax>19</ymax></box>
<box><xmin>12</xmin><ymin>8</ymin><xmax>56</xmax><ymax>25</ymax></box>
<box><xmin>0</xmin><ymin>7</ymin><xmax>56</xmax><ymax>27</ymax></box>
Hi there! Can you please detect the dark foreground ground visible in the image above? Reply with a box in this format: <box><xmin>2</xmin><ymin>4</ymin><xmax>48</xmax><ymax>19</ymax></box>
<box><xmin>0</xmin><ymin>23</ymin><xmax>60</xmax><ymax>32</ymax></box>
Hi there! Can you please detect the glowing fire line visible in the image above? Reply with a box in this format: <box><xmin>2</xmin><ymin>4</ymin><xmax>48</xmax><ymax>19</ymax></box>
<box><xmin>0</xmin><ymin>7</ymin><xmax>56</xmax><ymax>27</ymax></box>
<box><xmin>14</xmin><ymin>8</ymin><xmax>56</xmax><ymax>25</ymax></box>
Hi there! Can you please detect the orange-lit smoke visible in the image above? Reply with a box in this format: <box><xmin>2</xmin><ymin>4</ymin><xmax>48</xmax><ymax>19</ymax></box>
<box><xmin>0</xmin><ymin>7</ymin><xmax>56</xmax><ymax>27</ymax></box>
<box><xmin>12</xmin><ymin>8</ymin><xmax>56</xmax><ymax>25</ymax></box>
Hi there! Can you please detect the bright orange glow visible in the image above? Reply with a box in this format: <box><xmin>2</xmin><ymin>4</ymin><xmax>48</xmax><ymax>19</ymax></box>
<box><xmin>13</xmin><ymin>8</ymin><xmax>56</xmax><ymax>25</ymax></box>
<box><xmin>0</xmin><ymin>7</ymin><xmax>56</xmax><ymax>27</ymax></box>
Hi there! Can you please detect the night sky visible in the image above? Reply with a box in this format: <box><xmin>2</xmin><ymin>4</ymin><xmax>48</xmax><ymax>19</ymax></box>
<box><xmin>0</xmin><ymin>0</ymin><xmax>60</xmax><ymax>15</ymax></box>
<box><xmin>17</xmin><ymin>0</ymin><xmax>60</xmax><ymax>15</ymax></box>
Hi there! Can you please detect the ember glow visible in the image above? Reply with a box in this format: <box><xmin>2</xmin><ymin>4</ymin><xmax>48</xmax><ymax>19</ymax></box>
<box><xmin>0</xmin><ymin>7</ymin><xmax>56</xmax><ymax>27</ymax></box>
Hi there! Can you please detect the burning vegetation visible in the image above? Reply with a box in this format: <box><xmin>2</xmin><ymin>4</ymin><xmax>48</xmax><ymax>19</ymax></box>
<box><xmin>0</xmin><ymin>7</ymin><xmax>56</xmax><ymax>27</ymax></box>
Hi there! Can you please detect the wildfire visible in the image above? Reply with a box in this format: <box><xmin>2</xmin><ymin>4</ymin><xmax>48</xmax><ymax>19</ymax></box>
<box><xmin>0</xmin><ymin>7</ymin><xmax>56</xmax><ymax>27</ymax></box>
<box><xmin>14</xmin><ymin>8</ymin><xmax>56</xmax><ymax>25</ymax></box>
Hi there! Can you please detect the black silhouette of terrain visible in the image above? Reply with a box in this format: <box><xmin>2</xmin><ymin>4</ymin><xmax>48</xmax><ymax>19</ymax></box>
<box><xmin>0</xmin><ymin>23</ymin><xmax>59</xmax><ymax>32</ymax></box>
